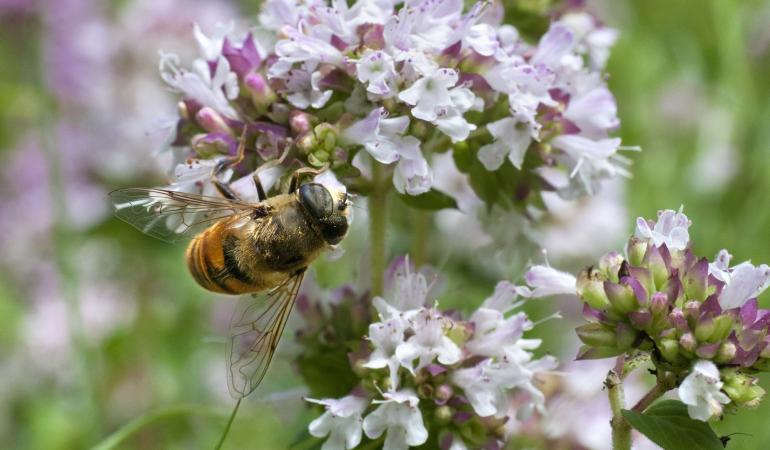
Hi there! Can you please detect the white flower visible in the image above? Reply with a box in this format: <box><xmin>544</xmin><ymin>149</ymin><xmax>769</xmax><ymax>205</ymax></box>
<box><xmin>398</xmin><ymin>65</ymin><xmax>459</xmax><ymax>122</ymax></box>
<box><xmin>551</xmin><ymin>135</ymin><xmax>622</xmax><ymax>175</ymax></box>
<box><xmin>159</xmin><ymin>53</ymin><xmax>239</xmax><ymax>119</ymax></box>
<box><xmin>708</xmin><ymin>249</ymin><xmax>733</xmax><ymax>283</ymax></box>
<box><xmin>363</xmin><ymin>317</ymin><xmax>407</xmax><ymax>389</ymax></box>
<box><xmin>193</xmin><ymin>21</ymin><xmax>234</xmax><ymax>61</ymax></box>
<box><xmin>396</xmin><ymin>308</ymin><xmax>461</xmax><ymax>373</ymax></box>
<box><xmin>393</xmin><ymin>155</ymin><xmax>433</xmax><ymax>195</ymax></box>
<box><xmin>518</xmin><ymin>265</ymin><xmax>577</xmax><ymax>298</ymax></box>
<box><xmin>452</xmin><ymin>355</ymin><xmax>556</xmax><ymax>418</ymax></box>
<box><xmin>478</xmin><ymin>117</ymin><xmax>532</xmax><ymax>170</ymax></box>
<box><xmin>356</xmin><ymin>50</ymin><xmax>398</xmax><ymax>97</ymax></box>
<box><xmin>342</xmin><ymin>108</ymin><xmax>433</xmax><ymax>195</ymax></box>
<box><xmin>634</xmin><ymin>208</ymin><xmax>691</xmax><ymax>251</ymax></box>
<box><xmin>284</xmin><ymin>69</ymin><xmax>333</xmax><ymax>109</ymax></box>
<box><xmin>306</xmin><ymin>395</ymin><xmax>368</xmax><ymax>450</ymax></box>
<box><xmin>362</xmin><ymin>389</ymin><xmax>428</xmax><ymax>450</ymax></box>
<box><xmin>372</xmin><ymin>255</ymin><xmax>430</xmax><ymax>319</ymax></box>
<box><xmin>342</xmin><ymin>108</ymin><xmax>413</xmax><ymax>164</ymax></box>
<box><xmin>718</xmin><ymin>261</ymin><xmax>770</xmax><ymax>309</ymax></box>
<box><xmin>563</xmin><ymin>86</ymin><xmax>619</xmax><ymax>139</ymax></box>
<box><xmin>466</xmin><ymin>309</ymin><xmax>533</xmax><ymax>359</ymax></box>
<box><xmin>678</xmin><ymin>360</ymin><xmax>730</xmax><ymax>421</ymax></box>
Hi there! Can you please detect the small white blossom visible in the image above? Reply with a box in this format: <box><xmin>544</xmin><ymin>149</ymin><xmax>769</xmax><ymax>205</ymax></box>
<box><xmin>363</xmin><ymin>389</ymin><xmax>428</xmax><ymax>450</ymax></box>
<box><xmin>518</xmin><ymin>265</ymin><xmax>577</xmax><ymax>298</ymax></box>
<box><xmin>398</xmin><ymin>65</ymin><xmax>459</xmax><ymax>122</ymax></box>
<box><xmin>718</xmin><ymin>261</ymin><xmax>770</xmax><ymax>309</ymax></box>
<box><xmin>478</xmin><ymin>117</ymin><xmax>532</xmax><ymax>170</ymax></box>
<box><xmin>372</xmin><ymin>255</ymin><xmax>429</xmax><ymax>318</ymax></box>
<box><xmin>634</xmin><ymin>208</ymin><xmax>691</xmax><ymax>251</ymax></box>
<box><xmin>356</xmin><ymin>50</ymin><xmax>398</xmax><ymax>97</ymax></box>
<box><xmin>306</xmin><ymin>395</ymin><xmax>368</xmax><ymax>450</ymax></box>
<box><xmin>678</xmin><ymin>360</ymin><xmax>731</xmax><ymax>421</ymax></box>
<box><xmin>159</xmin><ymin>53</ymin><xmax>239</xmax><ymax>119</ymax></box>
<box><xmin>363</xmin><ymin>317</ymin><xmax>407</xmax><ymax>389</ymax></box>
<box><xmin>396</xmin><ymin>309</ymin><xmax>461</xmax><ymax>373</ymax></box>
<box><xmin>452</xmin><ymin>355</ymin><xmax>556</xmax><ymax>418</ymax></box>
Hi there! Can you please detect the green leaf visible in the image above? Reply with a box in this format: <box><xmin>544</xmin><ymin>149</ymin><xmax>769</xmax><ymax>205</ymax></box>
<box><xmin>621</xmin><ymin>400</ymin><xmax>723</xmax><ymax>450</ymax></box>
<box><xmin>397</xmin><ymin>189</ymin><xmax>458</xmax><ymax>210</ymax></box>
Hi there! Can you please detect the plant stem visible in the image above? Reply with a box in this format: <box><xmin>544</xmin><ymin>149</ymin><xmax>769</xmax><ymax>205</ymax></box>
<box><xmin>606</xmin><ymin>370</ymin><xmax>632</xmax><ymax>450</ymax></box>
<box><xmin>214</xmin><ymin>398</ymin><xmax>242</xmax><ymax>450</ymax></box>
<box><xmin>632</xmin><ymin>371</ymin><xmax>676</xmax><ymax>412</ymax></box>
<box><xmin>369</xmin><ymin>162</ymin><xmax>388</xmax><ymax>297</ymax></box>
<box><xmin>90</xmin><ymin>404</ymin><xmax>224</xmax><ymax>450</ymax></box>
<box><xmin>412</xmin><ymin>209</ymin><xmax>430</xmax><ymax>267</ymax></box>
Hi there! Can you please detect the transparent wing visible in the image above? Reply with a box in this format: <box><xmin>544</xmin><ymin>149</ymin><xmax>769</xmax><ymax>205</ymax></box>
<box><xmin>226</xmin><ymin>271</ymin><xmax>305</xmax><ymax>399</ymax></box>
<box><xmin>109</xmin><ymin>188</ymin><xmax>256</xmax><ymax>243</ymax></box>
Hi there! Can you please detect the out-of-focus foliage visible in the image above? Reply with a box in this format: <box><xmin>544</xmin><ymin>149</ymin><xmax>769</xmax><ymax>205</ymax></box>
<box><xmin>0</xmin><ymin>0</ymin><xmax>769</xmax><ymax>448</ymax></box>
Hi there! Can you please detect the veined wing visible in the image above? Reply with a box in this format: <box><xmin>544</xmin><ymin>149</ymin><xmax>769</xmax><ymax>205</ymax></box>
<box><xmin>226</xmin><ymin>271</ymin><xmax>305</xmax><ymax>399</ymax></box>
<box><xmin>109</xmin><ymin>188</ymin><xmax>257</xmax><ymax>243</ymax></box>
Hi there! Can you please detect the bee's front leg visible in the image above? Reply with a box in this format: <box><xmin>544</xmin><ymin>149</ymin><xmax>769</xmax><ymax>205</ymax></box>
<box><xmin>253</xmin><ymin>174</ymin><xmax>267</xmax><ymax>202</ymax></box>
<box><xmin>289</xmin><ymin>167</ymin><xmax>324</xmax><ymax>193</ymax></box>
<box><xmin>213</xmin><ymin>180</ymin><xmax>240</xmax><ymax>200</ymax></box>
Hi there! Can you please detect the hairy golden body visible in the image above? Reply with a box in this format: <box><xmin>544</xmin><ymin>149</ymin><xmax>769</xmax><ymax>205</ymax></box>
<box><xmin>185</xmin><ymin>193</ymin><xmax>327</xmax><ymax>295</ymax></box>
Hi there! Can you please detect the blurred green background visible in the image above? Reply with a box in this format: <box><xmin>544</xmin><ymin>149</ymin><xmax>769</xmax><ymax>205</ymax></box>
<box><xmin>1</xmin><ymin>0</ymin><xmax>769</xmax><ymax>448</ymax></box>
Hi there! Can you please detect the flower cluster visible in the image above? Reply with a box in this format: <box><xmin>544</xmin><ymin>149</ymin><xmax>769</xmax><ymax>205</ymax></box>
<box><xmin>157</xmin><ymin>0</ymin><xmax>626</xmax><ymax>208</ymax></box>
<box><xmin>522</xmin><ymin>208</ymin><xmax>770</xmax><ymax>422</ymax></box>
<box><xmin>296</xmin><ymin>256</ymin><xmax>556</xmax><ymax>449</ymax></box>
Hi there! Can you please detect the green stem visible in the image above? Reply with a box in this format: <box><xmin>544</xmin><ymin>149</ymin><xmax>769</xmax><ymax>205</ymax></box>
<box><xmin>412</xmin><ymin>209</ymin><xmax>430</xmax><ymax>268</ymax></box>
<box><xmin>214</xmin><ymin>398</ymin><xmax>242</xmax><ymax>450</ymax></box>
<box><xmin>369</xmin><ymin>162</ymin><xmax>388</xmax><ymax>297</ymax></box>
<box><xmin>90</xmin><ymin>404</ymin><xmax>224</xmax><ymax>450</ymax></box>
<box><xmin>606</xmin><ymin>370</ymin><xmax>632</xmax><ymax>450</ymax></box>
<box><xmin>632</xmin><ymin>371</ymin><xmax>676</xmax><ymax>413</ymax></box>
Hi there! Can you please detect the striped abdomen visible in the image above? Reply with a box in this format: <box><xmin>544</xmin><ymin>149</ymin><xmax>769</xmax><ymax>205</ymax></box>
<box><xmin>185</xmin><ymin>219</ymin><xmax>262</xmax><ymax>294</ymax></box>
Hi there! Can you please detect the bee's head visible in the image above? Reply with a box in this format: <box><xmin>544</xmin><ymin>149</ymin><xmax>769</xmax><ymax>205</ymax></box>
<box><xmin>298</xmin><ymin>182</ymin><xmax>350</xmax><ymax>245</ymax></box>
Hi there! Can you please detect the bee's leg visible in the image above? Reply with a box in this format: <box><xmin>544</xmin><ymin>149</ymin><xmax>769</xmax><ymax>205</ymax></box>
<box><xmin>213</xmin><ymin>180</ymin><xmax>240</xmax><ymax>200</ymax></box>
<box><xmin>253</xmin><ymin>174</ymin><xmax>267</xmax><ymax>202</ymax></box>
<box><xmin>289</xmin><ymin>167</ymin><xmax>323</xmax><ymax>193</ymax></box>
<box><xmin>214</xmin><ymin>127</ymin><xmax>248</xmax><ymax>175</ymax></box>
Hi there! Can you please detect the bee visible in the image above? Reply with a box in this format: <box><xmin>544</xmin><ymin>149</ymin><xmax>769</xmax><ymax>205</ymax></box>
<box><xmin>109</xmin><ymin>167</ymin><xmax>350</xmax><ymax>399</ymax></box>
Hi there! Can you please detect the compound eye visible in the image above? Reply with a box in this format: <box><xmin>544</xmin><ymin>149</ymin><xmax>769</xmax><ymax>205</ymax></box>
<box><xmin>298</xmin><ymin>183</ymin><xmax>334</xmax><ymax>219</ymax></box>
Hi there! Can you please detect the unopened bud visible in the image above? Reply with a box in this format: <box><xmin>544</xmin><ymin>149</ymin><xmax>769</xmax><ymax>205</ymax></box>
<box><xmin>684</xmin><ymin>301</ymin><xmax>701</xmax><ymax>329</ymax></box>
<box><xmin>680</xmin><ymin>332</ymin><xmax>697</xmax><ymax>353</ymax></box>
<box><xmin>435</xmin><ymin>384</ymin><xmax>454</xmax><ymax>402</ymax></box>
<box><xmin>244</xmin><ymin>73</ymin><xmax>276</xmax><ymax>112</ymax></box>
<box><xmin>177</xmin><ymin>101</ymin><xmax>190</xmax><ymax>120</ymax></box>
<box><xmin>435</xmin><ymin>406</ymin><xmax>453</xmax><ymax>424</ymax></box>
<box><xmin>196</xmin><ymin>107</ymin><xmax>233</xmax><ymax>135</ymax></box>
<box><xmin>627</xmin><ymin>237</ymin><xmax>648</xmax><ymax>267</ymax></box>
<box><xmin>669</xmin><ymin>308</ymin><xmax>689</xmax><ymax>332</ymax></box>
<box><xmin>599</xmin><ymin>252</ymin><xmax>625</xmax><ymax>282</ymax></box>
<box><xmin>659</xmin><ymin>338</ymin><xmax>679</xmax><ymax>362</ymax></box>
<box><xmin>289</xmin><ymin>111</ymin><xmax>315</xmax><ymax>135</ymax></box>
<box><xmin>650</xmin><ymin>292</ymin><xmax>669</xmax><ymax>318</ymax></box>
<box><xmin>605</xmin><ymin>281</ymin><xmax>637</xmax><ymax>314</ymax></box>
<box><xmin>715</xmin><ymin>342</ymin><xmax>737</xmax><ymax>363</ymax></box>
<box><xmin>683</xmin><ymin>258</ymin><xmax>709</xmax><ymax>301</ymax></box>
<box><xmin>577</xmin><ymin>270</ymin><xmax>611</xmax><ymax>310</ymax></box>
<box><xmin>296</xmin><ymin>133</ymin><xmax>317</xmax><ymax>154</ymax></box>
<box><xmin>709</xmin><ymin>315</ymin><xmax>734</xmax><ymax>343</ymax></box>
<box><xmin>694</xmin><ymin>317</ymin><xmax>715</xmax><ymax>342</ymax></box>
<box><xmin>642</xmin><ymin>244</ymin><xmax>669</xmax><ymax>290</ymax></box>
<box><xmin>576</xmin><ymin>323</ymin><xmax>617</xmax><ymax>348</ymax></box>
